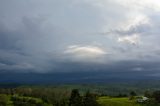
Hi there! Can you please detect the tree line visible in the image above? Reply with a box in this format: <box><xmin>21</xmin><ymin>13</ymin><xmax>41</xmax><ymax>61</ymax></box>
<box><xmin>0</xmin><ymin>87</ymin><xmax>99</xmax><ymax>106</ymax></box>
<box><xmin>1</xmin><ymin>87</ymin><xmax>160</xmax><ymax>106</ymax></box>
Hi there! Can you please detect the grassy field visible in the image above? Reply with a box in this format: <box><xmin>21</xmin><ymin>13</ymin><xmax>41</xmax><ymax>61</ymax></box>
<box><xmin>97</xmin><ymin>97</ymin><xmax>143</xmax><ymax>106</ymax></box>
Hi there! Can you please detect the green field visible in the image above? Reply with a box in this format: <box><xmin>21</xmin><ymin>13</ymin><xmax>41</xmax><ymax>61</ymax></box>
<box><xmin>97</xmin><ymin>97</ymin><xmax>143</xmax><ymax>106</ymax></box>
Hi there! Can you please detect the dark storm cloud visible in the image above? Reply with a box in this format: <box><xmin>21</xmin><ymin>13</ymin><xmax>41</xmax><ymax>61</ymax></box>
<box><xmin>0</xmin><ymin>16</ymin><xmax>64</xmax><ymax>72</ymax></box>
<box><xmin>0</xmin><ymin>0</ymin><xmax>160</xmax><ymax>78</ymax></box>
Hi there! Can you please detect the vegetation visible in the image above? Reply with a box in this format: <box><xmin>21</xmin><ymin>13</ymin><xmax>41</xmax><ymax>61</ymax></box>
<box><xmin>0</xmin><ymin>84</ymin><xmax>160</xmax><ymax>106</ymax></box>
<box><xmin>98</xmin><ymin>97</ymin><xmax>142</xmax><ymax>106</ymax></box>
<box><xmin>69</xmin><ymin>89</ymin><xmax>83</xmax><ymax>106</ymax></box>
<box><xmin>0</xmin><ymin>87</ymin><xmax>99</xmax><ymax>106</ymax></box>
<box><xmin>0</xmin><ymin>94</ymin><xmax>8</xmax><ymax>106</ymax></box>
<box><xmin>83</xmin><ymin>91</ymin><xmax>98</xmax><ymax>106</ymax></box>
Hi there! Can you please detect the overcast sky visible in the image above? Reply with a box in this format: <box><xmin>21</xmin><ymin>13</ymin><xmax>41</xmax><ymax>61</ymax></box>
<box><xmin>0</xmin><ymin>0</ymin><xmax>160</xmax><ymax>76</ymax></box>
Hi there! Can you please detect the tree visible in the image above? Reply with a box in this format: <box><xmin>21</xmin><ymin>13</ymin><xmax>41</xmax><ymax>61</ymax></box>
<box><xmin>83</xmin><ymin>91</ymin><xmax>98</xmax><ymax>106</ymax></box>
<box><xmin>69</xmin><ymin>89</ymin><xmax>83</xmax><ymax>106</ymax></box>
<box><xmin>129</xmin><ymin>91</ymin><xmax>137</xmax><ymax>100</ymax></box>
<box><xmin>130</xmin><ymin>91</ymin><xmax>137</xmax><ymax>96</ymax></box>
<box><xmin>153</xmin><ymin>91</ymin><xmax>160</xmax><ymax>103</ymax></box>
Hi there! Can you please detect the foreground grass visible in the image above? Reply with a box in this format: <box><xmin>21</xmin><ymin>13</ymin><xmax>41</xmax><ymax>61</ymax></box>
<box><xmin>97</xmin><ymin>97</ymin><xmax>143</xmax><ymax>106</ymax></box>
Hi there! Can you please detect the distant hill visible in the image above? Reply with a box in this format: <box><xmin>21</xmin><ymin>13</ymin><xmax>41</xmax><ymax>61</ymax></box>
<box><xmin>0</xmin><ymin>71</ymin><xmax>159</xmax><ymax>84</ymax></box>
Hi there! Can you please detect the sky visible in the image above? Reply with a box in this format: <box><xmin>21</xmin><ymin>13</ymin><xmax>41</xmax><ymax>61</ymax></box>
<box><xmin>0</xmin><ymin>0</ymin><xmax>160</xmax><ymax>77</ymax></box>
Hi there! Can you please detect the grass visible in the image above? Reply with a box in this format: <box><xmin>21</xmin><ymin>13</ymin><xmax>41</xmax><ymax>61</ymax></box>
<box><xmin>97</xmin><ymin>96</ymin><xmax>143</xmax><ymax>106</ymax></box>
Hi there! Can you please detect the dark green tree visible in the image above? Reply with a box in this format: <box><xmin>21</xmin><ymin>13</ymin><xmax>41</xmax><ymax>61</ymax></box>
<box><xmin>130</xmin><ymin>91</ymin><xmax>137</xmax><ymax>96</ymax></box>
<box><xmin>129</xmin><ymin>91</ymin><xmax>137</xmax><ymax>100</ymax></box>
<box><xmin>69</xmin><ymin>89</ymin><xmax>83</xmax><ymax>106</ymax></box>
<box><xmin>83</xmin><ymin>91</ymin><xmax>98</xmax><ymax>106</ymax></box>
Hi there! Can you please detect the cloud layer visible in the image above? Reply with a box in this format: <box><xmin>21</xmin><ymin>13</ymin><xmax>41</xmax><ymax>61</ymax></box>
<box><xmin>0</xmin><ymin>0</ymin><xmax>160</xmax><ymax>76</ymax></box>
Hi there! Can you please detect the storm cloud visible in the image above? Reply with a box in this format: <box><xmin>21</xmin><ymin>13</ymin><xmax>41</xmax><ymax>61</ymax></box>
<box><xmin>0</xmin><ymin>0</ymin><xmax>160</xmax><ymax>77</ymax></box>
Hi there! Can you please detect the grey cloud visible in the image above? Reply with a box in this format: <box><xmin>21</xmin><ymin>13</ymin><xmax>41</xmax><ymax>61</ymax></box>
<box><xmin>111</xmin><ymin>23</ymin><xmax>151</xmax><ymax>36</ymax></box>
<box><xmin>0</xmin><ymin>16</ymin><xmax>66</xmax><ymax>72</ymax></box>
<box><xmin>0</xmin><ymin>0</ymin><xmax>160</xmax><ymax>77</ymax></box>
